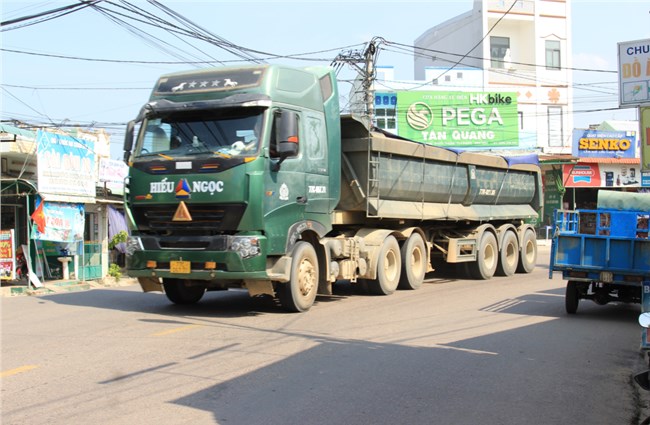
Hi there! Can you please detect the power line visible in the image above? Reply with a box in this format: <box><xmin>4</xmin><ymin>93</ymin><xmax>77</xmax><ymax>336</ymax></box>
<box><xmin>1</xmin><ymin>83</ymin><xmax>150</xmax><ymax>90</ymax></box>
<box><xmin>0</xmin><ymin>1</ymin><xmax>102</xmax><ymax>29</ymax></box>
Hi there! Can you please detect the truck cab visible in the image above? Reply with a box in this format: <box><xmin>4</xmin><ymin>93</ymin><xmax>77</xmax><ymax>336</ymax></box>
<box><xmin>123</xmin><ymin>65</ymin><xmax>341</xmax><ymax>311</ymax></box>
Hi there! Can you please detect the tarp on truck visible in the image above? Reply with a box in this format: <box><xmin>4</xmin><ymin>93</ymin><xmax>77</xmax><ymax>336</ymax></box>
<box><xmin>597</xmin><ymin>190</ymin><xmax>650</xmax><ymax>212</ymax></box>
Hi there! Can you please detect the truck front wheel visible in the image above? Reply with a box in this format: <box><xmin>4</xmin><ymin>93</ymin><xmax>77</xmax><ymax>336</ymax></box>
<box><xmin>163</xmin><ymin>278</ymin><xmax>205</xmax><ymax>304</ymax></box>
<box><xmin>278</xmin><ymin>242</ymin><xmax>319</xmax><ymax>312</ymax></box>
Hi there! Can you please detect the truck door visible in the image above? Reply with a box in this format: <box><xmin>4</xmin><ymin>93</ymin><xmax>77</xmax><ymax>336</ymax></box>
<box><xmin>302</xmin><ymin>111</ymin><xmax>330</xmax><ymax>214</ymax></box>
<box><xmin>263</xmin><ymin>109</ymin><xmax>307</xmax><ymax>253</ymax></box>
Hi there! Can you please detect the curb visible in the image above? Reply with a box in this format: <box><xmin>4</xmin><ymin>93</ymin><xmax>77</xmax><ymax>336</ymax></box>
<box><xmin>1</xmin><ymin>277</ymin><xmax>138</xmax><ymax>298</ymax></box>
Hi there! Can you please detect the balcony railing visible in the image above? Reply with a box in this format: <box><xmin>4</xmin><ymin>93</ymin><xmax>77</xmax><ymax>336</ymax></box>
<box><xmin>487</xmin><ymin>0</ymin><xmax>535</xmax><ymax>15</ymax></box>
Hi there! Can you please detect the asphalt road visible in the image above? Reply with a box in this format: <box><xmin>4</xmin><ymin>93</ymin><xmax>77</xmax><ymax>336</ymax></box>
<box><xmin>2</xmin><ymin>244</ymin><xmax>648</xmax><ymax>425</ymax></box>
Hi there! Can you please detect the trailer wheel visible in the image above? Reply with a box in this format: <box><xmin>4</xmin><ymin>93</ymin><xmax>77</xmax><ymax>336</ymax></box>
<box><xmin>516</xmin><ymin>229</ymin><xmax>537</xmax><ymax>274</ymax></box>
<box><xmin>399</xmin><ymin>233</ymin><xmax>426</xmax><ymax>290</ymax></box>
<box><xmin>565</xmin><ymin>280</ymin><xmax>580</xmax><ymax>314</ymax></box>
<box><xmin>163</xmin><ymin>278</ymin><xmax>205</xmax><ymax>304</ymax></box>
<box><xmin>278</xmin><ymin>242</ymin><xmax>319</xmax><ymax>312</ymax></box>
<box><xmin>496</xmin><ymin>231</ymin><xmax>519</xmax><ymax>277</ymax></box>
<box><xmin>469</xmin><ymin>231</ymin><xmax>498</xmax><ymax>280</ymax></box>
<box><xmin>368</xmin><ymin>235</ymin><xmax>401</xmax><ymax>295</ymax></box>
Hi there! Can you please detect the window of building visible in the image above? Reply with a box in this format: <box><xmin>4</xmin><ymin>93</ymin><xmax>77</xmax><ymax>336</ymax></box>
<box><xmin>444</xmin><ymin>75</ymin><xmax>451</xmax><ymax>82</ymax></box>
<box><xmin>374</xmin><ymin>108</ymin><xmax>396</xmax><ymax>131</ymax></box>
<box><xmin>456</xmin><ymin>72</ymin><xmax>463</xmax><ymax>79</ymax></box>
<box><xmin>547</xmin><ymin>106</ymin><xmax>563</xmax><ymax>147</ymax></box>
<box><xmin>546</xmin><ymin>40</ymin><xmax>561</xmax><ymax>70</ymax></box>
<box><xmin>490</xmin><ymin>36</ymin><xmax>510</xmax><ymax>69</ymax></box>
<box><xmin>374</xmin><ymin>94</ymin><xmax>397</xmax><ymax>131</ymax></box>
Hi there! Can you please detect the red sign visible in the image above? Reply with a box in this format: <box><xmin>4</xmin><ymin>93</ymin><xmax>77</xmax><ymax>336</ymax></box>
<box><xmin>562</xmin><ymin>164</ymin><xmax>602</xmax><ymax>187</ymax></box>
<box><xmin>0</xmin><ymin>229</ymin><xmax>16</xmax><ymax>280</ymax></box>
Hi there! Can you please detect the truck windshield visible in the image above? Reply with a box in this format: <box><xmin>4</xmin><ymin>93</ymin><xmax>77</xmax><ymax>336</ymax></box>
<box><xmin>135</xmin><ymin>109</ymin><xmax>264</xmax><ymax>159</ymax></box>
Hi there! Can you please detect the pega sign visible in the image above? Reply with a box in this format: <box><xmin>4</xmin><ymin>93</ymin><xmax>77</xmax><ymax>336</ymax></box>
<box><xmin>396</xmin><ymin>91</ymin><xmax>519</xmax><ymax>148</ymax></box>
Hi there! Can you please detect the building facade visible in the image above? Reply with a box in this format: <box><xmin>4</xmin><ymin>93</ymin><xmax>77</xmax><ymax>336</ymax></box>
<box><xmin>0</xmin><ymin>125</ymin><xmax>128</xmax><ymax>285</ymax></box>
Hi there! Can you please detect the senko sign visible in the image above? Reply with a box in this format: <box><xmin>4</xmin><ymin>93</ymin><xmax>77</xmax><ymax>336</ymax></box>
<box><xmin>572</xmin><ymin>129</ymin><xmax>637</xmax><ymax>159</ymax></box>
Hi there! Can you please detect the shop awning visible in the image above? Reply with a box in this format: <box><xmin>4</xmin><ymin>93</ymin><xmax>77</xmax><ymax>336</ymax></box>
<box><xmin>538</xmin><ymin>154</ymin><xmax>578</xmax><ymax>165</ymax></box>
<box><xmin>577</xmin><ymin>157</ymin><xmax>640</xmax><ymax>164</ymax></box>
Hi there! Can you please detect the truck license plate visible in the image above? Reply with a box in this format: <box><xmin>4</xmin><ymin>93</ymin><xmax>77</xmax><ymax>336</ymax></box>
<box><xmin>170</xmin><ymin>260</ymin><xmax>190</xmax><ymax>273</ymax></box>
<box><xmin>600</xmin><ymin>271</ymin><xmax>613</xmax><ymax>283</ymax></box>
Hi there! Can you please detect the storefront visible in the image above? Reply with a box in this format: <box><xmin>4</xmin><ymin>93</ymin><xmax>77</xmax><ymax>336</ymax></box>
<box><xmin>0</xmin><ymin>125</ymin><xmax>127</xmax><ymax>286</ymax></box>
<box><xmin>559</xmin><ymin>129</ymin><xmax>647</xmax><ymax>210</ymax></box>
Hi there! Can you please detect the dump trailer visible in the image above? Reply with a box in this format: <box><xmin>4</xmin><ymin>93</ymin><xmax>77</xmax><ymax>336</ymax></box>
<box><xmin>122</xmin><ymin>64</ymin><xmax>542</xmax><ymax>312</ymax></box>
<box><xmin>549</xmin><ymin>190</ymin><xmax>650</xmax><ymax>314</ymax></box>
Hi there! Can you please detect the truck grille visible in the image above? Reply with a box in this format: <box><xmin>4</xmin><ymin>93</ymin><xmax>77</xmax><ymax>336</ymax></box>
<box><xmin>132</xmin><ymin>204</ymin><xmax>245</xmax><ymax>236</ymax></box>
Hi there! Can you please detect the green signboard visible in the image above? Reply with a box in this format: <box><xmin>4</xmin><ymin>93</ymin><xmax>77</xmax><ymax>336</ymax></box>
<box><xmin>543</xmin><ymin>169</ymin><xmax>563</xmax><ymax>226</ymax></box>
<box><xmin>396</xmin><ymin>91</ymin><xmax>519</xmax><ymax>148</ymax></box>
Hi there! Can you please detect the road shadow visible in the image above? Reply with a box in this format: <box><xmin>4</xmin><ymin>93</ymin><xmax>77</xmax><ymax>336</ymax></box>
<box><xmin>158</xmin><ymin>306</ymin><xmax>641</xmax><ymax>425</ymax></box>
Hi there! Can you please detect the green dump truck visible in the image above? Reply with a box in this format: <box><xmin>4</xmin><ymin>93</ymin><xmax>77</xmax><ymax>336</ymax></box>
<box><xmin>122</xmin><ymin>64</ymin><xmax>542</xmax><ymax>312</ymax></box>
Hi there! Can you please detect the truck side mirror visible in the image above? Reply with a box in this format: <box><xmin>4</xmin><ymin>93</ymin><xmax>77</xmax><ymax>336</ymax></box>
<box><xmin>123</xmin><ymin>120</ymin><xmax>135</xmax><ymax>163</ymax></box>
<box><xmin>274</xmin><ymin>111</ymin><xmax>299</xmax><ymax>159</ymax></box>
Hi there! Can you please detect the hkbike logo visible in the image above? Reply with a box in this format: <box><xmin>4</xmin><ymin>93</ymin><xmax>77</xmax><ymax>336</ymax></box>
<box><xmin>406</xmin><ymin>102</ymin><xmax>433</xmax><ymax>131</ymax></box>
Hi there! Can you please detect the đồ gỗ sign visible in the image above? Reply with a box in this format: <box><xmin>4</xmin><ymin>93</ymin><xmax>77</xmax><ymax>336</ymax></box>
<box><xmin>572</xmin><ymin>129</ymin><xmax>637</xmax><ymax>159</ymax></box>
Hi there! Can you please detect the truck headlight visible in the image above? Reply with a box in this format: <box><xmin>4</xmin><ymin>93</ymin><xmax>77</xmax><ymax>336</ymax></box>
<box><xmin>229</xmin><ymin>236</ymin><xmax>261</xmax><ymax>259</ymax></box>
<box><xmin>125</xmin><ymin>236</ymin><xmax>144</xmax><ymax>257</ymax></box>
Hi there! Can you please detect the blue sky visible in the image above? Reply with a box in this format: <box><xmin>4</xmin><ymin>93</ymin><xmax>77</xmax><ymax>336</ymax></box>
<box><xmin>2</xmin><ymin>1</ymin><xmax>649</xmax><ymax>159</ymax></box>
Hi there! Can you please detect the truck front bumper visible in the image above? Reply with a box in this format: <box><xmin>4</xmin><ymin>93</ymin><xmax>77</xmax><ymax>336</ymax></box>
<box><xmin>125</xmin><ymin>234</ymin><xmax>269</xmax><ymax>281</ymax></box>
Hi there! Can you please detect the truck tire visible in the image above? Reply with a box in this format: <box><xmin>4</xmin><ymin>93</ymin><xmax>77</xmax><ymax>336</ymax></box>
<box><xmin>163</xmin><ymin>278</ymin><xmax>205</xmax><ymax>304</ymax></box>
<box><xmin>516</xmin><ymin>229</ymin><xmax>537</xmax><ymax>274</ymax></box>
<box><xmin>565</xmin><ymin>280</ymin><xmax>579</xmax><ymax>314</ymax></box>
<box><xmin>368</xmin><ymin>235</ymin><xmax>401</xmax><ymax>295</ymax></box>
<box><xmin>468</xmin><ymin>231</ymin><xmax>498</xmax><ymax>280</ymax></box>
<box><xmin>399</xmin><ymin>233</ymin><xmax>426</xmax><ymax>290</ymax></box>
<box><xmin>496</xmin><ymin>230</ymin><xmax>519</xmax><ymax>277</ymax></box>
<box><xmin>278</xmin><ymin>241</ymin><xmax>319</xmax><ymax>312</ymax></box>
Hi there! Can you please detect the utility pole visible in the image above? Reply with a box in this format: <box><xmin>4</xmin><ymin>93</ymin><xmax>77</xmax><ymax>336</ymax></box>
<box><xmin>331</xmin><ymin>39</ymin><xmax>379</xmax><ymax>128</ymax></box>
<box><xmin>363</xmin><ymin>41</ymin><xmax>377</xmax><ymax>125</ymax></box>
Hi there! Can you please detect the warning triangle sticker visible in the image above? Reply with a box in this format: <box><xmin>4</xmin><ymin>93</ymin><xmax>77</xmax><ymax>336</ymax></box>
<box><xmin>172</xmin><ymin>201</ymin><xmax>192</xmax><ymax>221</ymax></box>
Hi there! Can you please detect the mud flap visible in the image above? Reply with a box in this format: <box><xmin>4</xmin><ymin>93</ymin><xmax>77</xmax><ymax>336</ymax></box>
<box><xmin>138</xmin><ymin>277</ymin><xmax>163</xmax><ymax>293</ymax></box>
<box><xmin>245</xmin><ymin>280</ymin><xmax>275</xmax><ymax>297</ymax></box>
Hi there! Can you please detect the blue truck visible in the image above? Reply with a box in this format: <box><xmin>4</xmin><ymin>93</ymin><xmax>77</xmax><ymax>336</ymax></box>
<box><xmin>549</xmin><ymin>190</ymin><xmax>650</xmax><ymax>314</ymax></box>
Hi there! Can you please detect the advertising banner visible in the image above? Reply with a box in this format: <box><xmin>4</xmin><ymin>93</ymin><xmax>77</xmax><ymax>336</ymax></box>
<box><xmin>542</xmin><ymin>169</ymin><xmax>563</xmax><ymax>226</ymax></box>
<box><xmin>0</xmin><ymin>229</ymin><xmax>16</xmax><ymax>280</ymax></box>
<box><xmin>30</xmin><ymin>197</ymin><xmax>85</xmax><ymax>243</ymax></box>
<box><xmin>396</xmin><ymin>91</ymin><xmax>519</xmax><ymax>147</ymax></box>
<box><xmin>36</xmin><ymin>130</ymin><xmax>96</xmax><ymax>203</ymax></box>
<box><xmin>572</xmin><ymin>129</ymin><xmax>637</xmax><ymax>159</ymax></box>
<box><xmin>643</xmin><ymin>171</ymin><xmax>650</xmax><ymax>187</ymax></box>
<box><xmin>563</xmin><ymin>163</ymin><xmax>642</xmax><ymax>188</ymax></box>
<box><xmin>642</xmin><ymin>107</ymin><xmax>650</xmax><ymax>172</ymax></box>
<box><xmin>618</xmin><ymin>38</ymin><xmax>650</xmax><ymax>108</ymax></box>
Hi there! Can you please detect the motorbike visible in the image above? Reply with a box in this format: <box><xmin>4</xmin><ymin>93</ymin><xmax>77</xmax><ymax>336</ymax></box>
<box><xmin>635</xmin><ymin>312</ymin><xmax>650</xmax><ymax>425</ymax></box>
<box><xmin>15</xmin><ymin>252</ymin><xmax>28</xmax><ymax>280</ymax></box>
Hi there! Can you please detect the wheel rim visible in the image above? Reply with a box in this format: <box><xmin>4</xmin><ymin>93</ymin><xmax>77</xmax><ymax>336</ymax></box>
<box><xmin>384</xmin><ymin>249</ymin><xmax>399</xmax><ymax>282</ymax></box>
<box><xmin>297</xmin><ymin>257</ymin><xmax>316</xmax><ymax>296</ymax></box>
<box><xmin>505</xmin><ymin>241</ymin><xmax>517</xmax><ymax>267</ymax></box>
<box><xmin>485</xmin><ymin>241</ymin><xmax>496</xmax><ymax>270</ymax></box>
<box><xmin>410</xmin><ymin>245</ymin><xmax>423</xmax><ymax>273</ymax></box>
<box><xmin>524</xmin><ymin>239</ymin><xmax>535</xmax><ymax>264</ymax></box>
